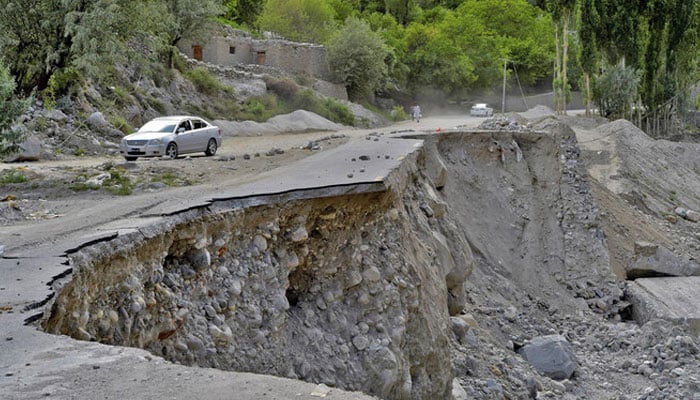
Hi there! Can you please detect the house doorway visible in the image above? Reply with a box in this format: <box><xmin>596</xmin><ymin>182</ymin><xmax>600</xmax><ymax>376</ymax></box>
<box><xmin>255</xmin><ymin>51</ymin><xmax>266</xmax><ymax>65</ymax></box>
<box><xmin>192</xmin><ymin>45</ymin><xmax>203</xmax><ymax>61</ymax></box>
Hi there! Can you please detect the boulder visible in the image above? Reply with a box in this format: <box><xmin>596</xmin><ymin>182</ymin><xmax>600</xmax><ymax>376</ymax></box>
<box><xmin>518</xmin><ymin>335</ymin><xmax>577</xmax><ymax>380</ymax></box>
<box><xmin>6</xmin><ymin>135</ymin><xmax>43</xmax><ymax>162</ymax></box>
<box><xmin>86</xmin><ymin>112</ymin><xmax>108</xmax><ymax>129</ymax></box>
<box><xmin>626</xmin><ymin>242</ymin><xmax>700</xmax><ymax>279</ymax></box>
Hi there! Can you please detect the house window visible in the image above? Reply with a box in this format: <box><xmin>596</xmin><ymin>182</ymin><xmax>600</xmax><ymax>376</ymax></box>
<box><xmin>229</xmin><ymin>46</ymin><xmax>236</xmax><ymax>54</ymax></box>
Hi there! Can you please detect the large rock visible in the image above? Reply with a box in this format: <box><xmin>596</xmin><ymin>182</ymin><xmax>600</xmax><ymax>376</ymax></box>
<box><xmin>6</xmin><ymin>135</ymin><xmax>43</xmax><ymax>162</ymax></box>
<box><xmin>518</xmin><ymin>335</ymin><xmax>577</xmax><ymax>380</ymax></box>
<box><xmin>626</xmin><ymin>277</ymin><xmax>700</xmax><ymax>336</ymax></box>
<box><xmin>86</xmin><ymin>111</ymin><xmax>108</xmax><ymax>129</ymax></box>
<box><xmin>626</xmin><ymin>242</ymin><xmax>700</xmax><ymax>279</ymax></box>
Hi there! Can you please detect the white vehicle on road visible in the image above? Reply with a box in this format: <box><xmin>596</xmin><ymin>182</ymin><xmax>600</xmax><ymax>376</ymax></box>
<box><xmin>120</xmin><ymin>116</ymin><xmax>222</xmax><ymax>161</ymax></box>
<box><xmin>470</xmin><ymin>103</ymin><xmax>494</xmax><ymax>117</ymax></box>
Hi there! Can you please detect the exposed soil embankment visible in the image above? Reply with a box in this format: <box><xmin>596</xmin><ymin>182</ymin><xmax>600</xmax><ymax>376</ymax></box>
<box><xmin>424</xmin><ymin>123</ymin><xmax>619</xmax><ymax>316</ymax></box>
<box><xmin>37</xmin><ymin>120</ymin><xmax>699</xmax><ymax>399</ymax></box>
<box><xmin>42</xmin><ymin>147</ymin><xmax>474</xmax><ymax>399</ymax></box>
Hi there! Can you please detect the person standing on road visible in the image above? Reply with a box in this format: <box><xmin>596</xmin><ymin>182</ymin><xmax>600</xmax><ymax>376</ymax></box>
<box><xmin>411</xmin><ymin>104</ymin><xmax>421</xmax><ymax>123</ymax></box>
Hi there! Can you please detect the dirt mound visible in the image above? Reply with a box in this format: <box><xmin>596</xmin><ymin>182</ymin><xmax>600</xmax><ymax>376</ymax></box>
<box><xmin>215</xmin><ymin>110</ymin><xmax>348</xmax><ymax>137</ymax></box>
<box><xmin>581</xmin><ymin>119</ymin><xmax>700</xmax><ymax>215</ymax></box>
<box><xmin>517</xmin><ymin>105</ymin><xmax>555</xmax><ymax>120</ymax></box>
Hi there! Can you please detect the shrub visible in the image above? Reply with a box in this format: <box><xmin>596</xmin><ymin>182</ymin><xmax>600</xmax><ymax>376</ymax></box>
<box><xmin>240</xmin><ymin>95</ymin><xmax>278</xmax><ymax>121</ymax></box>
<box><xmin>322</xmin><ymin>98</ymin><xmax>355</xmax><ymax>126</ymax></box>
<box><xmin>266</xmin><ymin>78</ymin><xmax>300</xmax><ymax>100</ymax></box>
<box><xmin>390</xmin><ymin>105</ymin><xmax>409</xmax><ymax>121</ymax></box>
<box><xmin>44</xmin><ymin>67</ymin><xmax>81</xmax><ymax>109</ymax></box>
<box><xmin>108</xmin><ymin>114</ymin><xmax>132</xmax><ymax>134</ymax></box>
<box><xmin>593</xmin><ymin>63</ymin><xmax>640</xmax><ymax>119</ymax></box>
<box><xmin>185</xmin><ymin>67</ymin><xmax>220</xmax><ymax>95</ymax></box>
<box><xmin>1</xmin><ymin>63</ymin><xmax>30</xmax><ymax>156</ymax></box>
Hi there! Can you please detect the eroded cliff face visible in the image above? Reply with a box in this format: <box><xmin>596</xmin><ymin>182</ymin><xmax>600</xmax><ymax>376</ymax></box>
<box><xmin>41</xmin><ymin>123</ymin><xmax>627</xmax><ymax>399</ymax></box>
<box><xmin>42</xmin><ymin>150</ymin><xmax>474</xmax><ymax>399</ymax></box>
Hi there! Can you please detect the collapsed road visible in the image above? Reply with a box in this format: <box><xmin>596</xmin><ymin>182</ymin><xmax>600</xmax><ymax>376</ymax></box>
<box><xmin>1</xmin><ymin>113</ymin><xmax>698</xmax><ymax>400</ymax></box>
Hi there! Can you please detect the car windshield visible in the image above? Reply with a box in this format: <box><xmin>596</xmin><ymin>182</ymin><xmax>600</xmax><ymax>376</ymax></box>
<box><xmin>138</xmin><ymin>120</ymin><xmax>177</xmax><ymax>133</ymax></box>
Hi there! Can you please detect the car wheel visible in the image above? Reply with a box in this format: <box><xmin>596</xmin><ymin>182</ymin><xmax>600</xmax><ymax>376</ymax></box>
<box><xmin>165</xmin><ymin>142</ymin><xmax>178</xmax><ymax>159</ymax></box>
<box><xmin>125</xmin><ymin>156</ymin><xmax>137</xmax><ymax>162</ymax></box>
<box><xmin>205</xmin><ymin>138</ymin><xmax>218</xmax><ymax>156</ymax></box>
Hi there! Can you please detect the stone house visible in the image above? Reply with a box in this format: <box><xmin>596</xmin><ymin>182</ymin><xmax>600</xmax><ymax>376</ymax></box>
<box><xmin>178</xmin><ymin>29</ymin><xmax>347</xmax><ymax>99</ymax></box>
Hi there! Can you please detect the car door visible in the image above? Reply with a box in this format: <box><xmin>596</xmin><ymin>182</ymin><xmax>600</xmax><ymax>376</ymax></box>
<box><xmin>175</xmin><ymin>120</ymin><xmax>195</xmax><ymax>153</ymax></box>
<box><xmin>190</xmin><ymin>119</ymin><xmax>208</xmax><ymax>151</ymax></box>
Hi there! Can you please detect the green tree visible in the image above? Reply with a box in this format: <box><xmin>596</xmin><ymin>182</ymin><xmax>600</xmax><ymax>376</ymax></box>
<box><xmin>592</xmin><ymin>63</ymin><xmax>639</xmax><ymax>119</ymax></box>
<box><xmin>594</xmin><ymin>0</ymin><xmax>643</xmax><ymax>65</ymax></box>
<box><xmin>458</xmin><ymin>0</ymin><xmax>554</xmax><ymax>86</ymax></box>
<box><xmin>162</xmin><ymin>0</ymin><xmax>225</xmax><ymax>67</ymax></box>
<box><xmin>547</xmin><ymin>0</ymin><xmax>578</xmax><ymax>115</ymax></box>
<box><xmin>225</xmin><ymin>0</ymin><xmax>264</xmax><ymax>27</ymax></box>
<box><xmin>258</xmin><ymin>0</ymin><xmax>337</xmax><ymax>43</ymax></box>
<box><xmin>363</xmin><ymin>11</ymin><xmax>410</xmax><ymax>87</ymax></box>
<box><xmin>0</xmin><ymin>63</ymin><xmax>31</xmax><ymax>156</ymax></box>
<box><xmin>578</xmin><ymin>0</ymin><xmax>599</xmax><ymax>116</ymax></box>
<box><xmin>639</xmin><ymin>0</ymin><xmax>698</xmax><ymax>120</ymax></box>
<box><xmin>327</xmin><ymin>18</ymin><xmax>389</xmax><ymax>100</ymax></box>
<box><xmin>0</xmin><ymin>0</ymin><xmax>70</xmax><ymax>93</ymax></box>
<box><xmin>0</xmin><ymin>0</ymin><xmax>223</xmax><ymax>94</ymax></box>
<box><xmin>403</xmin><ymin>17</ymin><xmax>480</xmax><ymax>95</ymax></box>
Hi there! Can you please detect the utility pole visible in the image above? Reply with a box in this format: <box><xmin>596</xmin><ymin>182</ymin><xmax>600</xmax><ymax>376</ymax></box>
<box><xmin>501</xmin><ymin>59</ymin><xmax>507</xmax><ymax>114</ymax></box>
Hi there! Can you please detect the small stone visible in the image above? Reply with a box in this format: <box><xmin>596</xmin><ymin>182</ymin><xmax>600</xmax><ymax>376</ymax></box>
<box><xmin>345</xmin><ymin>271</ymin><xmax>363</xmax><ymax>288</ymax></box>
<box><xmin>290</xmin><ymin>227</ymin><xmax>308</xmax><ymax>242</ymax></box>
<box><xmin>75</xmin><ymin>327</ymin><xmax>91</xmax><ymax>341</ymax></box>
<box><xmin>310</xmin><ymin>383</ymin><xmax>331</xmax><ymax>397</ymax></box>
<box><xmin>352</xmin><ymin>335</ymin><xmax>369</xmax><ymax>350</ymax></box>
<box><xmin>386</xmin><ymin>209</ymin><xmax>399</xmax><ymax>221</ymax></box>
<box><xmin>362</xmin><ymin>266</ymin><xmax>381</xmax><ymax>282</ymax></box>
<box><xmin>672</xmin><ymin>367</ymin><xmax>685</xmax><ymax>376</ymax></box>
<box><xmin>685</xmin><ymin>209</ymin><xmax>700</xmax><ymax>222</ymax></box>
<box><xmin>253</xmin><ymin>235</ymin><xmax>268</xmax><ymax>251</ymax></box>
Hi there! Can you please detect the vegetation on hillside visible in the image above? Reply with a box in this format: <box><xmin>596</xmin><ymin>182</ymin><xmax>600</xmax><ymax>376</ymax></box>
<box><xmin>0</xmin><ymin>0</ymin><xmax>698</xmax><ymax>144</ymax></box>
<box><xmin>0</xmin><ymin>62</ymin><xmax>30</xmax><ymax>156</ymax></box>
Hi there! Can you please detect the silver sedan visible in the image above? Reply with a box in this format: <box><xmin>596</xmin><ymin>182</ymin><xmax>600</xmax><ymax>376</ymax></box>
<box><xmin>119</xmin><ymin>116</ymin><xmax>222</xmax><ymax>161</ymax></box>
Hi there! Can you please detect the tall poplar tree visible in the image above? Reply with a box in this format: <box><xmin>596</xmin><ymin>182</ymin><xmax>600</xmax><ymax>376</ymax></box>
<box><xmin>547</xmin><ymin>0</ymin><xmax>577</xmax><ymax>115</ymax></box>
<box><xmin>578</xmin><ymin>0</ymin><xmax>598</xmax><ymax>116</ymax></box>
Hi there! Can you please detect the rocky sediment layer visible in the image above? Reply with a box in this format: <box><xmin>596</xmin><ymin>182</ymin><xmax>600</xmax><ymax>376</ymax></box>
<box><xmin>38</xmin><ymin>119</ymin><xmax>700</xmax><ymax>399</ymax></box>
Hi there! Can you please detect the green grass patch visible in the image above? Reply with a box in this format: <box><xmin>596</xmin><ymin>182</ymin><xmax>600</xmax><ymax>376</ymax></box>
<box><xmin>390</xmin><ymin>105</ymin><xmax>409</xmax><ymax>121</ymax></box>
<box><xmin>108</xmin><ymin>114</ymin><xmax>132</xmax><ymax>134</ymax></box>
<box><xmin>0</xmin><ymin>169</ymin><xmax>28</xmax><ymax>184</ymax></box>
<box><xmin>184</xmin><ymin>67</ymin><xmax>234</xmax><ymax>96</ymax></box>
<box><xmin>103</xmin><ymin>168</ymin><xmax>133</xmax><ymax>195</ymax></box>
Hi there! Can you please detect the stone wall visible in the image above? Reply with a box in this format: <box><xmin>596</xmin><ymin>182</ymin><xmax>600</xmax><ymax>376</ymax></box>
<box><xmin>179</xmin><ymin>32</ymin><xmax>333</xmax><ymax>82</ymax></box>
